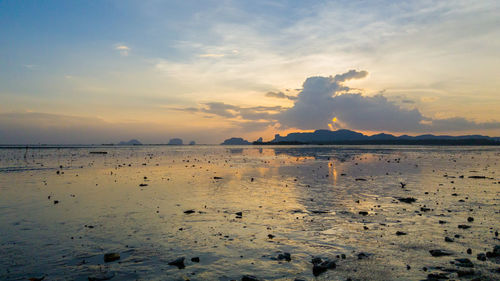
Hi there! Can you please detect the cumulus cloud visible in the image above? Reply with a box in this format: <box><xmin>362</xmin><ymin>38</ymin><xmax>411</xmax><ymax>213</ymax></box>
<box><xmin>278</xmin><ymin>70</ymin><xmax>500</xmax><ymax>132</ymax></box>
<box><xmin>175</xmin><ymin>69</ymin><xmax>500</xmax><ymax>134</ymax></box>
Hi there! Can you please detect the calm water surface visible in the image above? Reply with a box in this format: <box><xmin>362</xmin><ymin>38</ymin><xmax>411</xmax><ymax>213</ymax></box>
<box><xmin>0</xmin><ymin>145</ymin><xmax>499</xmax><ymax>280</ymax></box>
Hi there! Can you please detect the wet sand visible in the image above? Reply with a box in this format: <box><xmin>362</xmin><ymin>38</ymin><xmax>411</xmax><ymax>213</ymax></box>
<box><xmin>0</xmin><ymin>145</ymin><xmax>499</xmax><ymax>280</ymax></box>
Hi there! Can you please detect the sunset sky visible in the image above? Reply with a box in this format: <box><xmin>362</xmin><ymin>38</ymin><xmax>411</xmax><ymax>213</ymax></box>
<box><xmin>1</xmin><ymin>1</ymin><xmax>500</xmax><ymax>144</ymax></box>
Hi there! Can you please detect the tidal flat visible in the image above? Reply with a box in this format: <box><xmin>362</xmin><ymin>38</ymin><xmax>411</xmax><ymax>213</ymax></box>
<box><xmin>0</xmin><ymin>145</ymin><xmax>499</xmax><ymax>281</ymax></box>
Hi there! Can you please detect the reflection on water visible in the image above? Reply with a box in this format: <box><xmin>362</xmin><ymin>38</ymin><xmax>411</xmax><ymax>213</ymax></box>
<box><xmin>0</xmin><ymin>145</ymin><xmax>499</xmax><ymax>280</ymax></box>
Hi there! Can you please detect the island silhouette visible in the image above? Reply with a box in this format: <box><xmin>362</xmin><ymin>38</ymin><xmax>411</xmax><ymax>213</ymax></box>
<box><xmin>222</xmin><ymin>129</ymin><xmax>500</xmax><ymax>145</ymax></box>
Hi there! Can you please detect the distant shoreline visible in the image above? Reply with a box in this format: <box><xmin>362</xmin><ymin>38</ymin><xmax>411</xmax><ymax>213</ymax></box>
<box><xmin>256</xmin><ymin>139</ymin><xmax>500</xmax><ymax>146</ymax></box>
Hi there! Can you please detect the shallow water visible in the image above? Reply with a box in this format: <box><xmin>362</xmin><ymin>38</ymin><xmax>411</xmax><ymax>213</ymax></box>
<box><xmin>0</xmin><ymin>145</ymin><xmax>499</xmax><ymax>280</ymax></box>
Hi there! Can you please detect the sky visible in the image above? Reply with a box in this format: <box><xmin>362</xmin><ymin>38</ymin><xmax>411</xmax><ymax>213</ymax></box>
<box><xmin>1</xmin><ymin>0</ymin><xmax>500</xmax><ymax>144</ymax></box>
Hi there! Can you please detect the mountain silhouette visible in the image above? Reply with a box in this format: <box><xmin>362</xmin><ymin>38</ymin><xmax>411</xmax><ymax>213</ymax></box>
<box><xmin>253</xmin><ymin>129</ymin><xmax>500</xmax><ymax>145</ymax></box>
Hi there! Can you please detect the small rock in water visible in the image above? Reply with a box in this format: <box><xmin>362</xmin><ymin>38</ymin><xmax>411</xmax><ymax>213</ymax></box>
<box><xmin>241</xmin><ymin>275</ymin><xmax>260</xmax><ymax>281</ymax></box>
<box><xmin>311</xmin><ymin>257</ymin><xmax>336</xmax><ymax>276</ymax></box>
<box><xmin>429</xmin><ymin>250</ymin><xmax>452</xmax><ymax>257</ymax></box>
<box><xmin>168</xmin><ymin>257</ymin><xmax>185</xmax><ymax>269</ymax></box>
<box><xmin>103</xmin><ymin>252</ymin><xmax>120</xmax><ymax>263</ymax></box>
<box><xmin>455</xmin><ymin>258</ymin><xmax>473</xmax><ymax>268</ymax></box>
<box><xmin>277</xmin><ymin>252</ymin><xmax>291</xmax><ymax>262</ymax></box>
<box><xmin>396</xmin><ymin>197</ymin><xmax>417</xmax><ymax>203</ymax></box>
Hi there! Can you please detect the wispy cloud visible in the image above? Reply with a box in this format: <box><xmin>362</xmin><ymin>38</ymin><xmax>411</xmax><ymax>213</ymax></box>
<box><xmin>115</xmin><ymin>44</ymin><xmax>130</xmax><ymax>56</ymax></box>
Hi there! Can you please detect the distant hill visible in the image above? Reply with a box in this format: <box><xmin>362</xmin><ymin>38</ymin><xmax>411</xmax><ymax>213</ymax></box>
<box><xmin>221</xmin><ymin>137</ymin><xmax>251</xmax><ymax>145</ymax></box>
<box><xmin>256</xmin><ymin>129</ymin><xmax>500</xmax><ymax>145</ymax></box>
<box><xmin>168</xmin><ymin>138</ymin><xmax>183</xmax><ymax>145</ymax></box>
<box><xmin>117</xmin><ymin>139</ymin><xmax>142</xmax><ymax>145</ymax></box>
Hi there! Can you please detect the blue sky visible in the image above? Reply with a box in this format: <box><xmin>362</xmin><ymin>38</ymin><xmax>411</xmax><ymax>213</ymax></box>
<box><xmin>1</xmin><ymin>0</ymin><xmax>500</xmax><ymax>144</ymax></box>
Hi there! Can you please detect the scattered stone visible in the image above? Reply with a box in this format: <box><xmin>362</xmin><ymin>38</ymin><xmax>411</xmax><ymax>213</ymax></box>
<box><xmin>191</xmin><ymin>257</ymin><xmax>200</xmax><ymax>262</ymax></box>
<box><xmin>53</xmin><ymin>200</ymin><xmax>59</xmax><ymax>204</ymax></box>
<box><xmin>468</xmin><ymin>176</ymin><xmax>486</xmax><ymax>179</ymax></box>
<box><xmin>241</xmin><ymin>275</ymin><xmax>260</xmax><ymax>281</ymax></box>
<box><xmin>477</xmin><ymin>253</ymin><xmax>487</xmax><ymax>261</ymax></box>
<box><xmin>427</xmin><ymin>272</ymin><xmax>449</xmax><ymax>280</ymax></box>
<box><xmin>359</xmin><ymin>211</ymin><xmax>369</xmax><ymax>216</ymax></box>
<box><xmin>396</xmin><ymin>231</ymin><xmax>407</xmax><ymax>236</ymax></box>
<box><xmin>277</xmin><ymin>252</ymin><xmax>291</xmax><ymax>262</ymax></box>
<box><xmin>355</xmin><ymin>178</ymin><xmax>367</xmax><ymax>181</ymax></box>
<box><xmin>213</xmin><ymin>176</ymin><xmax>223</xmax><ymax>180</ymax></box>
<box><xmin>168</xmin><ymin>257</ymin><xmax>185</xmax><ymax>269</ymax></box>
<box><xmin>455</xmin><ymin>258</ymin><xmax>474</xmax><ymax>268</ymax></box>
<box><xmin>467</xmin><ymin>217</ymin><xmax>474</xmax><ymax>222</ymax></box>
<box><xmin>357</xmin><ymin>252</ymin><xmax>369</xmax><ymax>259</ymax></box>
<box><xmin>139</xmin><ymin>183</ymin><xmax>148</xmax><ymax>187</ymax></box>
<box><xmin>311</xmin><ymin>257</ymin><xmax>336</xmax><ymax>276</ymax></box>
<box><xmin>444</xmin><ymin>237</ymin><xmax>454</xmax><ymax>242</ymax></box>
<box><xmin>458</xmin><ymin>225</ymin><xmax>471</xmax><ymax>229</ymax></box>
<box><xmin>396</xmin><ymin>197</ymin><xmax>417</xmax><ymax>203</ymax></box>
<box><xmin>429</xmin><ymin>250</ymin><xmax>452</xmax><ymax>257</ymax></box>
<box><xmin>457</xmin><ymin>269</ymin><xmax>475</xmax><ymax>277</ymax></box>
<box><xmin>184</xmin><ymin>210</ymin><xmax>196</xmax><ymax>214</ymax></box>
<box><xmin>267</xmin><ymin>234</ymin><xmax>275</xmax><ymax>239</ymax></box>
<box><xmin>103</xmin><ymin>253</ymin><xmax>120</xmax><ymax>263</ymax></box>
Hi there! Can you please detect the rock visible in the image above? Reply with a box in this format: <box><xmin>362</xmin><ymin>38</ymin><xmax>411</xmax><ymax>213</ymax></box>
<box><xmin>311</xmin><ymin>258</ymin><xmax>336</xmax><ymax>276</ymax></box>
<box><xmin>355</xmin><ymin>178</ymin><xmax>367</xmax><ymax>181</ymax></box>
<box><xmin>28</xmin><ymin>277</ymin><xmax>45</xmax><ymax>281</ymax></box>
<box><xmin>429</xmin><ymin>250</ymin><xmax>452</xmax><ymax>257</ymax></box>
<box><xmin>191</xmin><ymin>257</ymin><xmax>200</xmax><ymax>262</ymax></box>
<box><xmin>184</xmin><ymin>210</ymin><xmax>196</xmax><ymax>214</ymax></box>
<box><xmin>241</xmin><ymin>275</ymin><xmax>260</xmax><ymax>281</ymax></box>
<box><xmin>457</xmin><ymin>269</ymin><xmax>475</xmax><ymax>277</ymax></box>
<box><xmin>213</xmin><ymin>176</ymin><xmax>223</xmax><ymax>180</ymax></box>
<box><xmin>477</xmin><ymin>253</ymin><xmax>486</xmax><ymax>261</ymax></box>
<box><xmin>444</xmin><ymin>237</ymin><xmax>454</xmax><ymax>242</ymax></box>
<box><xmin>103</xmin><ymin>253</ymin><xmax>120</xmax><ymax>263</ymax></box>
<box><xmin>53</xmin><ymin>200</ymin><xmax>59</xmax><ymax>204</ymax></box>
<box><xmin>168</xmin><ymin>257</ymin><xmax>185</xmax><ymax>269</ymax></box>
<box><xmin>396</xmin><ymin>197</ymin><xmax>417</xmax><ymax>203</ymax></box>
<box><xmin>139</xmin><ymin>183</ymin><xmax>148</xmax><ymax>187</ymax></box>
<box><xmin>455</xmin><ymin>258</ymin><xmax>473</xmax><ymax>267</ymax></box>
<box><xmin>396</xmin><ymin>231</ymin><xmax>407</xmax><ymax>236</ymax></box>
<box><xmin>359</xmin><ymin>211</ymin><xmax>369</xmax><ymax>216</ymax></box>
<box><xmin>88</xmin><ymin>272</ymin><xmax>115</xmax><ymax>281</ymax></box>
<box><xmin>268</xmin><ymin>234</ymin><xmax>275</xmax><ymax>239</ymax></box>
<box><xmin>235</xmin><ymin>211</ymin><xmax>243</xmax><ymax>218</ymax></box>
<box><xmin>427</xmin><ymin>272</ymin><xmax>449</xmax><ymax>280</ymax></box>
<box><xmin>468</xmin><ymin>176</ymin><xmax>486</xmax><ymax>179</ymax></box>
<box><xmin>467</xmin><ymin>217</ymin><xmax>474</xmax><ymax>222</ymax></box>
<box><xmin>277</xmin><ymin>252</ymin><xmax>291</xmax><ymax>262</ymax></box>
<box><xmin>357</xmin><ymin>252</ymin><xmax>369</xmax><ymax>259</ymax></box>
<box><xmin>458</xmin><ymin>225</ymin><xmax>471</xmax><ymax>229</ymax></box>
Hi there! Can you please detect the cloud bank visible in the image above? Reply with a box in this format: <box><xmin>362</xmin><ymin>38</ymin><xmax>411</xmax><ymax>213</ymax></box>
<box><xmin>179</xmin><ymin>70</ymin><xmax>500</xmax><ymax>134</ymax></box>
